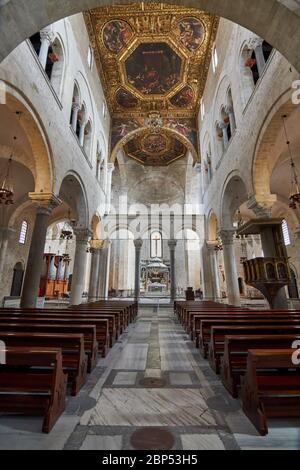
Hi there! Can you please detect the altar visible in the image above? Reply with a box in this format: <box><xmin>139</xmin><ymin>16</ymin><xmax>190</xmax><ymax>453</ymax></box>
<box><xmin>142</xmin><ymin>257</ymin><xmax>170</xmax><ymax>294</ymax></box>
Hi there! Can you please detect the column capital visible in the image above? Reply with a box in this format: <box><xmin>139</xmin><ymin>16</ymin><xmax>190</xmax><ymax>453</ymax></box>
<box><xmin>248</xmin><ymin>36</ymin><xmax>264</xmax><ymax>50</ymax></box>
<box><xmin>206</xmin><ymin>240</ymin><xmax>218</xmax><ymax>251</ymax></box>
<box><xmin>224</xmin><ymin>105</ymin><xmax>234</xmax><ymax>115</ymax></box>
<box><xmin>89</xmin><ymin>239</ymin><xmax>105</xmax><ymax>250</ymax></box>
<box><xmin>168</xmin><ymin>239</ymin><xmax>177</xmax><ymax>250</ymax></box>
<box><xmin>194</xmin><ymin>163</ymin><xmax>202</xmax><ymax>174</ymax></box>
<box><xmin>72</xmin><ymin>102</ymin><xmax>81</xmax><ymax>112</ymax></box>
<box><xmin>40</xmin><ymin>28</ymin><xmax>54</xmax><ymax>44</ymax></box>
<box><xmin>29</xmin><ymin>192</ymin><xmax>61</xmax><ymax>215</ymax></box>
<box><xmin>219</xmin><ymin>228</ymin><xmax>235</xmax><ymax>246</ymax></box>
<box><xmin>247</xmin><ymin>194</ymin><xmax>277</xmax><ymax>218</ymax></box>
<box><xmin>134</xmin><ymin>238</ymin><xmax>143</xmax><ymax>250</ymax></box>
<box><xmin>73</xmin><ymin>227</ymin><xmax>92</xmax><ymax>243</ymax></box>
<box><xmin>107</xmin><ymin>163</ymin><xmax>115</xmax><ymax>173</ymax></box>
<box><xmin>217</xmin><ymin>120</ymin><xmax>227</xmax><ymax>130</ymax></box>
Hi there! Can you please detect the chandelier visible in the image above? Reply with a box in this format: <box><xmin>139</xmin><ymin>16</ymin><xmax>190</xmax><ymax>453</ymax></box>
<box><xmin>282</xmin><ymin>115</ymin><xmax>300</xmax><ymax>210</ymax></box>
<box><xmin>0</xmin><ymin>156</ymin><xmax>14</xmax><ymax>205</ymax></box>
<box><xmin>144</xmin><ymin>112</ymin><xmax>163</xmax><ymax>134</ymax></box>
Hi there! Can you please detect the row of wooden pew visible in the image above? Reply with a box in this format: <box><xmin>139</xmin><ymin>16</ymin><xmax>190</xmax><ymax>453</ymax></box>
<box><xmin>175</xmin><ymin>300</ymin><xmax>300</xmax><ymax>436</ymax></box>
<box><xmin>0</xmin><ymin>300</ymin><xmax>138</xmax><ymax>433</ymax></box>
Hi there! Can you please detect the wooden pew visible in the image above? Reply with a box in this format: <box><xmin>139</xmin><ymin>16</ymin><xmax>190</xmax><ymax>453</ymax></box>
<box><xmin>0</xmin><ymin>322</ymin><xmax>98</xmax><ymax>371</ymax></box>
<box><xmin>71</xmin><ymin>303</ymin><xmax>130</xmax><ymax>329</ymax></box>
<box><xmin>0</xmin><ymin>346</ymin><xmax>67</xmax><ymax>433</ymax></box>
<box><xmin>0</xmin><ymin>309</ymin><xmax>114</xmax><ymax>348</ymax></box>
<box><xmin>208</xmin><ymin>324</ymin><xmax>300</xmax><ymax>374</ymax></box>
<box><xmin>241</xmin><ymin>349</ymin><xmax>300</xmax><ymax>435</ymax></box>
<box><xmin>221</xmin><ymin>334</ymin><xmax>300</xmax><ymax>397</ymax></box>
<box><xmin>0</xmin><ymin>332</ymin><xmax>87</xmax><ymax>396</ymax></box>
<box><xmin>193</xmin><ymin>312</ymin><xmax>300</xmax><ymax>345</ymax></box>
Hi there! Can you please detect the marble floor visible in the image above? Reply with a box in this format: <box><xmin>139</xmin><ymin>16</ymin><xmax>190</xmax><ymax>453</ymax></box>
<box><xmin>0</xmin><ymin>305</ymin><xmax>300</xmax><ymax>450</ymax></box>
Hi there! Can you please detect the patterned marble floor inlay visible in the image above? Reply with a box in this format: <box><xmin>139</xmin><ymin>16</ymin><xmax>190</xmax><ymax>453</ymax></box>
<box><xmin>131</xmin><ymin>428</ymin><xmax>175</xmax><ymax>450</ymax></box>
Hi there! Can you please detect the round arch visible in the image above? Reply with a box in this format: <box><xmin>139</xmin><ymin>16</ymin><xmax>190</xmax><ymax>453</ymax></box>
<box><xmin>1</xmin><ymin>1</ymin><xmax>300</xmax><ymax>74</ymax></box>
<box><xmin>110</xmin><ymin>126</ymin><xmax>199</xmax><ymax>164</ymax></box>
<box><xmin>220</xmin><ymin>171</ymin><xmax>249</xmax><ymax>228</ymax></box>
<box><xmin>3</xmin><ymin>83</ymin><xmax>53</xmax><ymax>192</ymax></box>
<box><xmin>252</xmin><ymin>89</ymin><xmax>296</xmax><ymax>205</ymax></box>
<box><xmin>207</xmin><ymin>210</ymin><xmax>219</xmax><ymax>241</ymax></box>
<box><xmin>58</xmin><ymin>171</ymin><xmax>89</xmax><ymax>227</ymax></box>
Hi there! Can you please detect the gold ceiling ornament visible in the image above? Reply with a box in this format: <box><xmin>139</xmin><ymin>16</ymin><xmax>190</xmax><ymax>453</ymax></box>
<box><xmin>144</xmin><ymin>111</ymin><xmax>163</xmax><ymax>133</ymax></box>
<box><xmin>84</xmin><ymin>3</ymin><xmax>219</xmax><ymax>119</ymax></box>
<box><xmin>84</xmin><ymin>3</ymin><xmax>218</xmax><ymax>165</ymax></box>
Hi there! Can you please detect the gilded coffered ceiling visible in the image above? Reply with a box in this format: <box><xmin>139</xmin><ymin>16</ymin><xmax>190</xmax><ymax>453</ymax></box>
<box><xmin>85</xmin><ymin>3</ymin><xmax>219</xmax><ymax>165</ymax></box>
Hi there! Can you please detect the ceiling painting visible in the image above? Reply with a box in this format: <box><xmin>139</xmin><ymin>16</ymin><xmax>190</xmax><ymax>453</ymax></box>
<box><xmin>177</xmin><ymin>17</ymin><xmax>205</xmax><ymax>52</ymax></box>
<box><xmin>85</xmin><ymin>3</ymin><xmax>219</xmax><ymax>165</ymax></box>
<box><xmin>124</xmin><ymin>130</ymin><xmax>186</xmax><ymax>166</ymax></box>
<box><xmin>124</xmin><ymin>41</ymin><xmax>183</xmax><ymax>95</ymax></box>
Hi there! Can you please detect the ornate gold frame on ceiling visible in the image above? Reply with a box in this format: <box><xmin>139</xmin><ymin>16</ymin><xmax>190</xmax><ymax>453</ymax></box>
<box><xmin>84</xmin><ymin>3</ymin><xmax>219</xmax><ymax>120</ymax></box>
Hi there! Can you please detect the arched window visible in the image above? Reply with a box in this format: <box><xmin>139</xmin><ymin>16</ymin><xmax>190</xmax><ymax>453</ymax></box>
<box><xmin>151</xmin><ymin>231</ymin><xmax>162</xmax><ymax>258</ymax></box>
<box><xmin>87</xmin><ymin>45</ymin><xmax>93</xmax><ymax>69</ymax></box>
<box><xmin>241</xmin><ymin>39</ymin><xmax>274</xmax><ymax>104</ymax></box>
<box><xmin>102</xmin><ymin>101</ymin><xmax>107</xmax><ymax>119</ymax></box>
<box><xmin>212</xmin><ymin>44</ymin><xmax>218</xmax><ymax>73</ymax></box>
<box><xmin>19</xmin><ymin>221</ymin><xmax>28</xmax><ymax>245</ymax></box>
<box><xmin>48</xmin><ymin>39</ymin><xmax>64</xmax><ymax>97</ymax></box>
<box><xmin>282</xmin><ymin>219</ymin><xmax>291</xmax><ymax>246</ymax></box>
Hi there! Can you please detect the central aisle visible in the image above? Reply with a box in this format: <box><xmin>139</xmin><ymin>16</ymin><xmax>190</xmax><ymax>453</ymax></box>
<box><xmin>64</xmin><ymin>305</ymin><xmax>254</xmax><ymax>450</ymax></box>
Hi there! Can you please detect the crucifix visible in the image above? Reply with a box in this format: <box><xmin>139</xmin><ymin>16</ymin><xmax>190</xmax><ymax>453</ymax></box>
<box><xmin>153</xmin><ymin>233</ymin><xmax>161</xmax><ymax>257</ymax></box>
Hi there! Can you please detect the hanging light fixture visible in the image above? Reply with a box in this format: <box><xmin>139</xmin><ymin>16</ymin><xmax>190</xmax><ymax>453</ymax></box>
<box><xmin>60</xmin><ymin>210</ymin><xmax>73</xmax><ymax>240</ymax></box>
<box><xmin>282</xmin><ymin>114</ymin><xmax>300</xmax><ymax>210</ymax></box>
<box><xmin>0</xmin><ymin>156</ymin><xmax>14</xmax><ymax>205</ymax></box>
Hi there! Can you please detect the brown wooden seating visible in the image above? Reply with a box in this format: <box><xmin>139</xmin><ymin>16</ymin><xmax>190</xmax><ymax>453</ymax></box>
<box><xmin>0</xmin><ymin>309</ymin><xmax>114</xmax><ymax>349</ymax></box>
<box><xmin>241</xmin><ymin>349</ymin><xmax>300</xmax><ymax>435</ymax></box>
<box><xmin>0</xmin><ymin>346</ymin><xmax>67</xmax><ymax>433</ymax></box>
<box><xmin>0</xmin><ymin>322</ymin><xmax>98</xmax><ymax>371</ymax></box>
<box><xmin>0</xmin><ymin>332</ymin><xmax>87</xmax><ymax>396</ymax></box>
<box><xmin>193</xmin><ymin>312</ymin><xmax>300</xmax><ymax>345</ymax></box>
<box><xmin>221</xmin><ymin>334</ymin><xmax>300</xmax><ymax>397</ymax></box>
<box><xmin>208</xmin><ymin>324</ymin><xmax>300</xmax><ymax>374</ymax></box>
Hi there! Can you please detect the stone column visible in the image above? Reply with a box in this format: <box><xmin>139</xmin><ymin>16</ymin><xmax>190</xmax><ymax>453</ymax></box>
<box><xmin>105</xmin><ymin>163</ymin><xmax>114</xmax><ymax>213</ymax></box>
<box><xmin>207</xmin><ymin>242</ymin><xmax>221</xmax><ymax>300</ymax></box>
<box><xmin>225</xmin><ymin>105</ymin><xmax>236</xmax><ymax>133</ymax></box>
<box><xmin>219</xmin><ymin>121</ymin><xmax>229</xmax><ymax>148</ymax></box>
<box><xmin>71</xmin><ymin>103</ymin><xmax>80</xmax><ymax>132</ymax></box>
<box><xmin>39</xmin><ymin>29</ymin><xmax>53</xmax><ymax>69</ymax></box>
<box><xmin>88</xmin><ymin>247</ymin><xmax>100</xmax><ymax>301</ymax></box>
<box><xmin>252</xmin><ymin>38</ymin><xmax>266</xmax><ymax>77</ymax></box>
<box><xmin>21</xmin><ymin>193</ymin><xmax>61</xmax><ymax>308</ymax></box>
<box><xmin>134</xmin><ymin>238</ymin><xmax>143</xmax><ymax>301</ymax></box>
<box><xmin>70</xmin><ymin>228</ymin><xmax>91</xmax><ymax>305</ymax></box>
<box><xmin>219</xmin><ymin>229</ymin><xmax>241</xmax><ymax>306</ymax></box>
<box><xmin>79</xmin><ymin>119</ymin><xmax>87</xmax><ymax>147</ymax></box>
<box><xmin>168</xmin><ymin>239</ymin><xmax>177</xmax><ymax>301</ymax></box>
